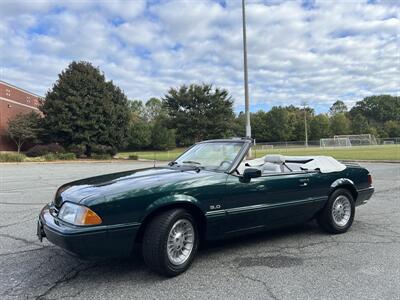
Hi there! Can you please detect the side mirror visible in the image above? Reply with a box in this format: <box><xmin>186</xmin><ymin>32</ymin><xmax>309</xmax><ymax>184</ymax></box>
<box><xmin>242</xmin><ymin>168</ymin><xmax>261</xmax><ymax>182</ymax></box>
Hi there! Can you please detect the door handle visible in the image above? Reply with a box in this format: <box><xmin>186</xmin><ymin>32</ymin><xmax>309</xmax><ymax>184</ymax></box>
<box><xmin>299</xmin><ymin>178</ymin><xmax>309</xmax><ymax>187</ymax></box>
<box><xmin>256</xmin><ymin>185</ymin><xmax>267</xmax><ymax>191</ymax></box>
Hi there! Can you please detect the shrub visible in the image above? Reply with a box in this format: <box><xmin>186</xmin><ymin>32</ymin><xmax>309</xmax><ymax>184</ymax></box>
<box><xmin>68</xmin><ymin>144</ymin><xmax>86</xmax><ymax>158</ymax></box>
<box><xmin>92</xmin><ymin>153</ymin><xmax>112</xmax><ymax>160</ymax></box>
<box><xmin>44</xmin><ymin>153</ymin><xmax>57</xmax><ymax>161</ymax></box>
<box><xmin>26</xmin><ymin>145</ymin><xmax>48</xmax><ymax>157</ymax></box>
<box><xmin>26</xmin><ymin>143</ymin><xmax>65</xmax><ymax>157</ymax></box>
<box><xmin>91</xmin><ymin>144</ymin><xmax>117</xmax><ymax>156</ymax></box>
<box><xmin>128</xmin><ymin>154</ymin><xmax>139</xmax><ymax>160</ymax></box>
<box><xmin>0</xmin><ymin>152</ymin><xmax>26</xmax><ymax>162</ymax></box>
<box><xmin>46</xmin><ymin>143</ymin><xmax>65</xmax><ymax>154</ymax></box>
<box><xmin>57</xmin><ymin>152</ymin><xmax>76</xmax><ymax>160</ymax></box>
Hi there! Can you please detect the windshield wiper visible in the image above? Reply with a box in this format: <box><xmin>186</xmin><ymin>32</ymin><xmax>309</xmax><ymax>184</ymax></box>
<box><xmin>168</xmin><ymin>161</ymin><xmax>178</xmax><ymax>166</ymax></box>
<box><xmin>182</xmin><ymin>160</ymin><xmax>201</xmax><ymax>165</ymax></box>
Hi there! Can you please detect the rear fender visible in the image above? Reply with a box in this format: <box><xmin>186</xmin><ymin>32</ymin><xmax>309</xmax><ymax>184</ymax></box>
<box><xmin>329</xmin><ymin>178</ymin><xmax>358</xmax><ymax>199</ymax></box>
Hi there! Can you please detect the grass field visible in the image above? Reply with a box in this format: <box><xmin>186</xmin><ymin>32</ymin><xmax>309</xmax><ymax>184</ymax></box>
<box><xmin>118</xmin><ymin>144</ymin><xmax>400</xmax><ymax>162</ymax></box>
<box><xmin>117</xmin><ymin>148</ymin><xmax>186</xmax><ymax>161</ymax></box>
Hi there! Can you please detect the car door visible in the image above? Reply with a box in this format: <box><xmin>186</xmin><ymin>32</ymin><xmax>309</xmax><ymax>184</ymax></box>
<box><xmin>223</xmin><ymin>171</ymin><xmax>318</xmax><ymax>234</ymax></box>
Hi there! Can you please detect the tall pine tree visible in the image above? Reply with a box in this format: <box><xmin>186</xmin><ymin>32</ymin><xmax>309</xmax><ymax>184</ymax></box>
<box><xmin>41</xmin><ymin>61</ymin><xmax>130</xmax><ymax>156</ymax></box>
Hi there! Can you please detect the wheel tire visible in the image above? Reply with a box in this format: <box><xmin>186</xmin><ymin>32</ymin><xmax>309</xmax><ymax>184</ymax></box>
<box><xmin>317</xmin><ymin>188</ymin><xmax>355</xmax><ymax>234</ymax></box>
<box><xmin>142</xmin><ymin>209</ymin><xmax>199</xmax><ymax>277</ymax></box>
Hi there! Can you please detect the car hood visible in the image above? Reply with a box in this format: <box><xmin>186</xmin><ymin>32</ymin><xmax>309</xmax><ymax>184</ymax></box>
<box><xmin>53</xmin><ymin>166</ymin><xmax>214</xmax><ymax>208</ymax></box>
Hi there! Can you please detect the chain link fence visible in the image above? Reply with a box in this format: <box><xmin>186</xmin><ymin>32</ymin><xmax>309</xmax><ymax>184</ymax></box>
<box><xmin>120</xmin><ymin>137</ymin><xmax>400</xmax><ymax>162</ymax></box>
<box><xmin>254</xmin><ymin>137</ymin><xmax>400</xmax><ymax>150</ymax></box>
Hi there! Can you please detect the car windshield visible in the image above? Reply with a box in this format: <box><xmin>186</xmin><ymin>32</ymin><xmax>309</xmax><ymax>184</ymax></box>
<box><xmin>173</xmin><ymin>142</ymin><xmax>244</xmax><ymax>171</ymax></box>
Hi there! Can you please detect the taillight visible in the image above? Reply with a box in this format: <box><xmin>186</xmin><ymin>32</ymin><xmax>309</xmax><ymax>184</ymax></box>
<box><xmin>367</xmin><ymin>174</ymin><xmax>372</xmax><ymax>186</ymax></box>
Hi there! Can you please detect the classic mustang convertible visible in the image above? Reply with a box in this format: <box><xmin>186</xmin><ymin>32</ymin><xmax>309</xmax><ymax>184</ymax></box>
<box><xmin>38</xmin><ymin>138</ymin><xmax>374</xmax><ymax>276</ymax></box>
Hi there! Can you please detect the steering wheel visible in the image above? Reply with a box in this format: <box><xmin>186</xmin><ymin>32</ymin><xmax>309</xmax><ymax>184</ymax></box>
<box><xmin>218</xmin><ymin>160</ymin><xmax>232</xmax><ymax>169</ymax></box>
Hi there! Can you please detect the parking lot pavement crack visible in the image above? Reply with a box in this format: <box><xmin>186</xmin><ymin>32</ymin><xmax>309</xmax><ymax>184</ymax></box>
<box><xmin>0</xmin><ymin>233</ymin><xmax>44</xmax><ymax>247</ymax></box>
<box><xmin>0</xmin><ymin>217</ymin><xmax>38</xmax><ymax>229</ymax></box>
<box><xmin>0</xmin><ymin>245</ymin><xmax>54</xmax><ymax>258</ymax></box>
<box><xmin>35</xmin><ymin>263</ymin><xmax>97</xmax><ymax>300</ymax></box>
<box><xmin>238</xmin><ymin>272</ymin><xmax>280</xmax><ymax>300</ymax></box>
<box><xmin>0</xmin><ymin>250</ymin><xmax>67</xmax><ymax>298</ymax></box>
<box><xmin>0</xmin><ymin>201</ymin><xmax>44</xmax><ymax>206</ymax></box>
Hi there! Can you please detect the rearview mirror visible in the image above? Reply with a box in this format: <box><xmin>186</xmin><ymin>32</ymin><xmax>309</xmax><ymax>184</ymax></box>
<box><xmin>242</xmin><ymin>168</ymin><xmax>261</xmax><ymax>182</ymax></box>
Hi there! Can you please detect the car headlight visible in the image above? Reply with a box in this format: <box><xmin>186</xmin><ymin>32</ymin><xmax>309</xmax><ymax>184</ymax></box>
<box><xmin>58</xmin><ymin>202</ymin><xmax>102</xmax><ymax>226</ymax></box>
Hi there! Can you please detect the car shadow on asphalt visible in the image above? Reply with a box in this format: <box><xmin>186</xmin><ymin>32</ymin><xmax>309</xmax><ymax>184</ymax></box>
<box><xmin>62</xmin><ymin>221</ymin><xmax>321</xmax><ymax>276</ymax></box>
<box><xmin>21</xmin><ymin>220</ymin><xmax>325</xmax><ymax>294</ymax></box>
<box><xmin>200</xmin><ymin>220</ymin><xmax>322</xmax><ymax>253</ymax></box>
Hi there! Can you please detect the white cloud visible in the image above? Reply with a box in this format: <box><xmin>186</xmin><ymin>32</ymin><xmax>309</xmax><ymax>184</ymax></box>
<box><xmin>0</xmin><ymin>0</ymin><xmax>398</xmax><ymax>113</ymax></box>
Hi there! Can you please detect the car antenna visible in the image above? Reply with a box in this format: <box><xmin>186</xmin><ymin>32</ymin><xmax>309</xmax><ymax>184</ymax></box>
<box><xmin>153</xmin><ymin>152</ymin><xmax>156</xmax><ymax>168</ymax></box>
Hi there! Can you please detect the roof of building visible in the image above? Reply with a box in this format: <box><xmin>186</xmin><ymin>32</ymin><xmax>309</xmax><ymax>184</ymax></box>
<box><xmin>0</xmin><ymin>80</ymin><xmax>43</xmax><ymax>98</ymax></box>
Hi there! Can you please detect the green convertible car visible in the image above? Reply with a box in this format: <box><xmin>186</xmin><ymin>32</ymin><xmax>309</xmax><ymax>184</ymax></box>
<box><xmin>38</xmin><ymin>138</ymin><xmax>374</xmax><ymax>276</ymax></box>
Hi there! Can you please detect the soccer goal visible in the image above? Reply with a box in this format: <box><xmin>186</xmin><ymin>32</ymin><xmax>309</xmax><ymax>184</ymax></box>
<box><xmin>334</xmin><ymin>134</ymin><xmax>377</xmax><ymax>146</ymax></box>
<box><xmin>320</xmin><ymin>137</ymin><xmax>351</xmax><ymax>148</ymax></box>
<box><xmin>320</xmin><ymin>134</ymin><xmax>377</xmax><ymax>148</ymax></box>
<box><xmin>260</xmin><ymin>144</ymin><xmax>274</xmax><ymax>150</ymax></box>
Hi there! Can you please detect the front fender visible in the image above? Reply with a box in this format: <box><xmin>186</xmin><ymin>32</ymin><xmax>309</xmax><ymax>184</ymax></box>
<box><xmin>143</xmin><ymin>194</ymin><xmax>204</xmax><ymax>220</ymax></box>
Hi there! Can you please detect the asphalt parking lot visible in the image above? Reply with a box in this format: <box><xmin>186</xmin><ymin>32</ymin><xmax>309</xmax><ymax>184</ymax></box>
<box><xmin>0</xmin><ymin>161</ymin><xmax>399</xmax><ymax>300</ymax></box>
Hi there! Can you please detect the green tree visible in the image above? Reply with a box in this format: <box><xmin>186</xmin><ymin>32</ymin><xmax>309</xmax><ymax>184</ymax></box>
<box><xmin>126</xmin><ymin>100</ymin><xmax>151</xmax><ymax>150</ymax></box>
<box><xmin>351</xmin><ymin>114</ymin><xmax>369</xmax><ymax>134</ymax></box>
<box><xmin>329</xmin><ymin>100</ymin><xmax>348</xmax><ymax>115</ymax></box>
<box><xmin>145</xmin><ymin>98</ymin><xmax>163</xmax><ymax>122</ymax></box>
<box><xmin>265</xmin><ymin>107</ymin><xmax>291</xmax><ymax>142</ymax></box>
<box><xmin>350</xmin><ymin>95</ymin><xmax>400</xmax><ymax>123</ymax></box>
<box><xmin>151</xmin><ymin>119</ymin><xmax>176</xmax><ymax>150</ymax></box>
<box><xmin>7</xmin><ymin>112</ymin><xmax>41</xmax><ymax>153</ymax></box>
<box><xmin>40</xmin><ymin>61</ymin><xmax>130</xmax><ymax>156</ymax></box>
<box><xmin>310</xmin><ymin>114</ymin><xmax>330</xmax><ymax>140</ymax></box>
<box><xmin>251</xmin><ymin>111</ymin><xmax>270</xmax><ymax>142</ymax></box>
<box><xmin>163</xmin><ymin>84</ymin><xmax>235</xmax><ymax>145</ymax></box>
<box><xmin>126</xmin><ymin>117</ymin><xmax>151</xmax><ymax>150</ymax></box>
<box><xmin>233</xmin><ymin>112</ymin><xmax>246</xmax><ymax>138</ymax></box>
<box><xmin>285</xmin><ymin>105</ymin><xmax>313</xmax><ymax>141</ymax></box>
<box><xmin>330</xmin><ymin>113</ymin><xmax>351</xmax><ymax>135</ymax></box>
<box><xmin>384</xmin><ymin>121</ymin><xmax>400</xmax><ymax>137</ymax></box>
<box><xmin>129</xmin><ymin>100</ymin><xmax>146</xmax><ymax>117</ymax></box>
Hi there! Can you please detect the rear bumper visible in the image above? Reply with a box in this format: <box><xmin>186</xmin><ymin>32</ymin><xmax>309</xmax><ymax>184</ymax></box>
<box><xmin>356</xmin><ymin>187</ymin><xmax>374</xmax><ymax>206</ymax></box>
<box><xmin>38</xmin><ymin>204</ymin><xmax>140</xmax><ymax>258</ymax></box>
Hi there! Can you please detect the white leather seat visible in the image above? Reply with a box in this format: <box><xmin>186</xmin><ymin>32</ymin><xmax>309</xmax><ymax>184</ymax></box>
<box><xmin>262</xmin><ymin>162</ymin><xmax>281</xmax><ymax>173</ymax></box>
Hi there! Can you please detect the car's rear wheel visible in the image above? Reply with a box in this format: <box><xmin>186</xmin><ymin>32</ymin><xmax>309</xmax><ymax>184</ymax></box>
<box><xmin>142</xmin><ymin>209</ymin><xmax>199</xmax><ymax>276</ymax></box>
<box><xmin>317</xmin><ymin>188</ymin><xmax>355</xmax><ymax>234</ymax></box>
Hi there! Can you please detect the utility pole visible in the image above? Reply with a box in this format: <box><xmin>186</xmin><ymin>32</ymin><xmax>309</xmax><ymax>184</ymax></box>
<box><xmin>302</xmin><ymin>101</ymin><xmax>308</xmax><ymax>147</ymax></box>
<box><xmin>242</xmin><ymin>0</ymin><xmax>251</xmax><ymax>138</ymax></box>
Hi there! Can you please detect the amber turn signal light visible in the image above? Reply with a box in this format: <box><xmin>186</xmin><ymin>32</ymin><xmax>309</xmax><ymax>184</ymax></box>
<box><xmin>81</xmin><ymin>208</ymin><xmax>102</xmax><ymax>225</ymax></box>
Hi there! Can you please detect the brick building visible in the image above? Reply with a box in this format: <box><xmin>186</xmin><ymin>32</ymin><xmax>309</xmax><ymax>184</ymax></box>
<box><xmin>0</xmin><ymin>80</ymin><xmax>42</xmax><ymax>151</ymax></box>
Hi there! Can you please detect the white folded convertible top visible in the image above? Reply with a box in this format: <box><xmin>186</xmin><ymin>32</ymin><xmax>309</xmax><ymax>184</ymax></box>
<box><xmin>265</xmin><ymin>155</ymin><xmax>346</xmax><ymax>173</ymax></box>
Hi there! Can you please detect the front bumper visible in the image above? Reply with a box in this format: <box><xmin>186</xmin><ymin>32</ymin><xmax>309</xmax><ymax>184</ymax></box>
<box><xmin>356</xmin><ymin>186</ymin><xmax>374</xmax><ymax>206</ymax></box>
<box><xmin>38</xmin><ymin>204</ymin><xmax>140</xmax><ymax>258</ymax></box>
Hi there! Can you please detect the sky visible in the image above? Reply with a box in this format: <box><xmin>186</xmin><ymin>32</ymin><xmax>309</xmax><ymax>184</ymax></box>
<box><xmin>0</xmin><ymin>0</ymin><xmax>398</xmax><ymax>113</ymax></box>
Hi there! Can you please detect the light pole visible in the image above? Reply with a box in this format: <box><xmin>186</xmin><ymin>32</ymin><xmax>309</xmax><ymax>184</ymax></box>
<box><xmin>242</xmin><ymin>0</ymin><xmax>251</xmax><ymax>138</ymax></box>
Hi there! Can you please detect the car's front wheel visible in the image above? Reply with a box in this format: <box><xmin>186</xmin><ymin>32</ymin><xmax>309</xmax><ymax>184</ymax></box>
<box><xmin>142</xmin><ymin>209</ymin><xmax>199</xmax><ymax>276</ymax></box>
<box><xmin>317</xmin><ymin>188</ymin><xmax>355</xmax><ymax>234</ymax></box>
